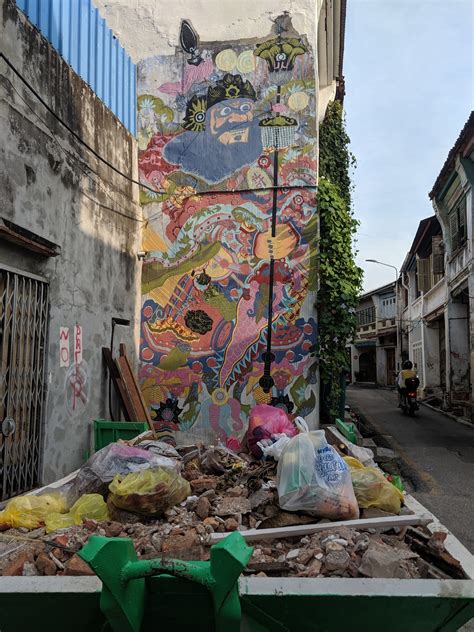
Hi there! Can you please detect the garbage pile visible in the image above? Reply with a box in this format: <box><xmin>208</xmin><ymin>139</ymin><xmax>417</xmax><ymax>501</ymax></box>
<box><xmin>0</xmin><ymin>406</ymin><xmax>465</xmax><ymax>580</ymax></box>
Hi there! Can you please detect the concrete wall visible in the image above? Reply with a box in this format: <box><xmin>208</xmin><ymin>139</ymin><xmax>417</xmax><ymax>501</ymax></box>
<box><xmin>92</xmin><ymin>0</ymin><xmax>324</xmax><ymax>62</ymax></box>
<box><xmin>0</xmin><ymin>0</ymin><xmax>142</xmax><ymax>485</ymax></box>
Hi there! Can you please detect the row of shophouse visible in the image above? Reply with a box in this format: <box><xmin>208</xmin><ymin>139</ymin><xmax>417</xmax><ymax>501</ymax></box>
<box><xmin>349</xmin><ymin>112</ymin><xmax>474</xmax><ymax>421</ymax></box>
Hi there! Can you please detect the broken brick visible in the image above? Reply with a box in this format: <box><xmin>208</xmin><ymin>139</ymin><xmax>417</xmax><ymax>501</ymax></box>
<box><xmin>64</xmin><ymin>555</ymin><xmax>95</xmax><ymax>577</ymax></box>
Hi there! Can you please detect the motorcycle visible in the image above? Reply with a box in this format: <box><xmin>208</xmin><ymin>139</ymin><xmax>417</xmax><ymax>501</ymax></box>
<box><xmin>400</xmin><ymin>376</ymin><xmax>420</xmax><ymax>417</ymax></box>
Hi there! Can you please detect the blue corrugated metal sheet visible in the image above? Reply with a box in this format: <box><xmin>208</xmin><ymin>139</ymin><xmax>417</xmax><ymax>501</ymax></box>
<box><xmin>16</xmin><ymin>0</ymin><xmax>136</xmax><ymax>135</ymax></box>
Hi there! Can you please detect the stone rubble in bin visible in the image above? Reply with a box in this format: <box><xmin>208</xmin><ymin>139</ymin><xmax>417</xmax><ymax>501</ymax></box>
<box><xmin>0</xmin><ymin>441</ymin><xmax>461</xmax><ymax>580</ymax></box>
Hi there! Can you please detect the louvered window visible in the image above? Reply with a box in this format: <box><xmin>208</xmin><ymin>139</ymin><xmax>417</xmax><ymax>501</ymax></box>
<box><xmin>432</xmin><ymin>235</ymin><xmax>445</xmax><ymax>276</ymax></box>
<box><xmin>450</xmin><ymin>196</ymin><xmax>467</xmax><ymax>252</ymax></box>
<box><xmin>416</xmin><ymin>256</ymin><xmax>431</xmax><ymax>293</ymax></box>
<box><xmin>356</xmin><ymin>306</ymin><xmax>376</xmax><ymax>326</ymax></box>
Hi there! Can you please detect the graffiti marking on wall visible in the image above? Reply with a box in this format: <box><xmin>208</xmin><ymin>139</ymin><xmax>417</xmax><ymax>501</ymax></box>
<box><xmin>59</xmin><ymin>327</ymin><xmax>70</xmax><ymax>367</ymax></box>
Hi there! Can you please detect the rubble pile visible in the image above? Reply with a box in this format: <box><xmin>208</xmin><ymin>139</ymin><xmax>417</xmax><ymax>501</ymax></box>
<box><xmin>0</xmin><ymin>437</ymin><xmax>464</xmax><ymax>581</ymax></box>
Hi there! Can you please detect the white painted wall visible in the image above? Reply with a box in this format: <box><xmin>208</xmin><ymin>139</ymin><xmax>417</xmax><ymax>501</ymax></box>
<box><xmin>93</xmin><ymin>0</ymin><xmax>324</xmax><ymax>62</ymax></box>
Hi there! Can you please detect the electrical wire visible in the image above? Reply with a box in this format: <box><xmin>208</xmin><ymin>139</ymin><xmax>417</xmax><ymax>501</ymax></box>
<box><xmin>2</xmin><ymin>71</ymin><xmax>144</xmax><ymax>227</ymax></box>
<box><xmin>1</xmin><ymin>52</ymin><xmax>317</xmax><ymax>200</ymax></box>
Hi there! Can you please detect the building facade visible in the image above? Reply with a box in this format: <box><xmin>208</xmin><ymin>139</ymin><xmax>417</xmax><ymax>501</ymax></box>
<box><xmin>398</xmin><ymin>216</ymin><xmax>446</xmax><ymax>398</ymax></box>
<box><xmin>430</xmin><ymin>112</ymin><xmax>474</xmax><ymax>418</ymax></box>
<box><xmin>349</xmin><ymin>282</ymin><xmax>397</xmax><ymax>386</ymax></box>
<box><xmin>0</xmin><ymin>0</ymin><xmax>142</xmax><ymax>494</ymax></box>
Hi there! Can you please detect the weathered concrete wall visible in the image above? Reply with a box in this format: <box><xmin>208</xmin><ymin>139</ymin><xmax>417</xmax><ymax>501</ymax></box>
<box><xmin>0</xmin><ymin>0</ymin><xmax>142</xmax><ymax>485</ymax></box>
<box><xmin>93</xmin><ymin>0</ymin><xmax>324</xmax><ymax>62</ymax></box>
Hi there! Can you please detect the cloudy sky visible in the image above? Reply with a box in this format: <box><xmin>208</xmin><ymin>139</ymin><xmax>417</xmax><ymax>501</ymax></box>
<box><xmin>344</xmin><ymin>0</ymin><xmax>473</xmax><ymax>292</ymax></box>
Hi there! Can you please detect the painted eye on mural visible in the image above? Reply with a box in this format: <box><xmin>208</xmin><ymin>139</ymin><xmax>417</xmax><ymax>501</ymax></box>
<box><xmin>220</xmin><ymin>106</ymin><xmax>232</xmax><ymax>116</ymax></box>
<box><xmin>240</xmin><ymin>103</ymin><xmax>252</xmax><ymax>112</ymax></box>
<box><xmin>194</xmin><ymin>112</ymin><xmax>205</xmax><ymax>123</ymax></box>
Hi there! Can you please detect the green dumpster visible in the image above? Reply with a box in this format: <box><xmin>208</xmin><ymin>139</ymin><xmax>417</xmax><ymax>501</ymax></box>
<box><xmin>0</xmin><ymin>532</ymin><xmax>473</xmax><ymax>631</ymax></box>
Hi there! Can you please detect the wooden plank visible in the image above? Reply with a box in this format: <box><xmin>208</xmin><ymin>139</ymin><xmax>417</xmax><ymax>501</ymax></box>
<box><xmin>116</xmin><ymin>355</ymin><xmax>154</xmax><ymax>430</ymax></box>
<box><xmin>209</xmin><ymin>514</ymin><xmax>432</xmax><ymax>544</ymax></box>
<box><xmin>121</xmin><ymin>351</ymin><xmax>154</xmax><ymax>429</ymax></box>
<box><xmin>102</xmin><ymin>347</ymin><xmax>133</xmax><ymax>421</ymax></box>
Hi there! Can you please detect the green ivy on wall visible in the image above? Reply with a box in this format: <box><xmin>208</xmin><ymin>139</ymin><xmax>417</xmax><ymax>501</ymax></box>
<box><xmin>318</xmin><ymin>100</ymin><xmax>363</xmax><ymax>420</ymax></box>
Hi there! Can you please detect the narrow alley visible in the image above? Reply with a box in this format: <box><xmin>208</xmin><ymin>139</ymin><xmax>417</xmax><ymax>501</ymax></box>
<box><xmin>347</xmin><ymin>385</ymin><xmax>474</xmax><ymax>552</ymax></box>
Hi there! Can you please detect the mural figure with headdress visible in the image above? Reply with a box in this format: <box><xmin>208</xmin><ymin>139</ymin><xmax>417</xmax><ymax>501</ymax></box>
<box><xmin>163</xmin><ymin>74</ymin><xmax>263</xmax><ymax>184</ymax></box>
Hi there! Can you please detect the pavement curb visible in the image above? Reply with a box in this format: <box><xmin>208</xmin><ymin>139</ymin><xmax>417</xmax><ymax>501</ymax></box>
<box><xmin>419</xmin><ymin>401</ymin><xmax>474</xmax><ymax>429</ymax></box>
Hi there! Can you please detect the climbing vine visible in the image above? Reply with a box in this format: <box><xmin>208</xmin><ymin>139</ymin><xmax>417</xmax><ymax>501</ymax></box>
<box><xmin>318</xmin><ymin>100</ymin><xmax>362</xmax><ymax>420</ymax></box>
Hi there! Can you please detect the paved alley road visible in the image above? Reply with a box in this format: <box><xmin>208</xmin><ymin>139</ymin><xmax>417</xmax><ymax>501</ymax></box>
<box><xmin>347</xmin><ymin>386</ymin><xmax>474</xmax><ymax>553</ymax></box>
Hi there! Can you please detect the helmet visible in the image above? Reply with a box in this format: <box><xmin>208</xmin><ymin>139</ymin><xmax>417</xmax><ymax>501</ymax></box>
<box><xmin>402</xmin><ymin>360</ymin><xmax>413</xmax><ymax>370</ymax></box>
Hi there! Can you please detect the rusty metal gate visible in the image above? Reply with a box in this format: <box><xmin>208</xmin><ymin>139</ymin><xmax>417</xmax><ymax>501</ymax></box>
<box><xmin>0</xmin><ymin>267</ymin><xmax>49</xmax><ymax>500</ymax></box>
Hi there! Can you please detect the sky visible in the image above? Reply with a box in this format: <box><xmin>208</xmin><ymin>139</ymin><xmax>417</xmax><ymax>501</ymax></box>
<box><xmin>344</xmin><ymin>0</ymin><xmax>474</xmax><ymax>292</ymax></box>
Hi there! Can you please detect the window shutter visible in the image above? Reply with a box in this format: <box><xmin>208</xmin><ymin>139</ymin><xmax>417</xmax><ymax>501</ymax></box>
<box><xmin>432</xmin><ymin>235</ymin><xmax>445</xmax><ymax>275</ymax></box>
<box><xmin>450</xmin><ymin>211</ymin><xmax>459</xmax><ymax>251</ymax></box>
<box><xmin>416</xmin><ymin>256</ymin><xmax>431</xmax><ymax>293</ymax></box>
<box><xmin>458</xmin><ymin>197</ymin><xmax>467</xmax><ymax>245</ymax></box>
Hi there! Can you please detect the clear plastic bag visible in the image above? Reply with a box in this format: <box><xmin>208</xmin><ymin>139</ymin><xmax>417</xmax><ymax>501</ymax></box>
<box><xmin>257</xmin><ymin>434</ymin><xmax>292</xmax><ymax>461</ymax></box>
<box><xmin>72</xmin><ymin>443</ymin><xmax>180</xmax><ymax>499</ymax></box>
<box><xmin>0</xmin><ymin>494</ymin><xmax>68</xmax><ymax>530</ymax></box>
<box><xmin>44</xmin><ymin>493</ymin><xmax>109</xmax><ymax>533</ymax></box>
<box><xmin>344</xmin><ymin>457</ymin><xmax>404</xmax><ymax>514</ymax></box>
<box><xmin>109</xmin><ymin>467</ymin><xmax>191</xmax><ymax>516</ymax></box>
<box><xmin>277</xmin><ymin>419</ymin><xmax>359</xmax><ymax>520</ymax></box>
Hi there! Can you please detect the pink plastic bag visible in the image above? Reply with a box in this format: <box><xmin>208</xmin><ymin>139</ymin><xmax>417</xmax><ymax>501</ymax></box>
<box><xmin>248</xmin><ymin>405</ymin><xmax>297</xmax><ymax>458</ymax></box>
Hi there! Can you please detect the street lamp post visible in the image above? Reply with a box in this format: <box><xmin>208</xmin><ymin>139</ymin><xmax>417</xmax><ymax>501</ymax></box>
<box><xmin>365</xmin><ymin>259</ymin><xmax>401</xmax><ymax>379</ymax></box>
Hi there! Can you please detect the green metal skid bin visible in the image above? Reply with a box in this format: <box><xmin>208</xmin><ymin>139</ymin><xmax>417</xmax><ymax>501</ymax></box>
<box><xmin>0</xmin><ymin>532</ymin><xmax>473</xmax><ymax>631</ymax></box>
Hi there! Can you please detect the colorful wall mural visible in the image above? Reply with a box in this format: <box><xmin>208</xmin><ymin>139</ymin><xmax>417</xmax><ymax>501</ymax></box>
<box><xmin>138</xmin><ymin>17</ymin><xmax>318</xmax><ymax>446</ymax></box>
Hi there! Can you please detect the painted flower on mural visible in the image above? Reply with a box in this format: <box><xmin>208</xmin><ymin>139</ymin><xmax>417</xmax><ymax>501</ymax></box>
<box><xmin>151</xmin><ymin>398</ymin><xmax>183</xmax><ymax>427</ymax></box>
<box><xmin>254</xmin><ymin>37</ymin><xmax>307</xmax><ymax>73</ymax></box>
<box><xmin>257</xmin><ymin>155</ymin><xmax>271</xmax><ymax>169</ymax></box>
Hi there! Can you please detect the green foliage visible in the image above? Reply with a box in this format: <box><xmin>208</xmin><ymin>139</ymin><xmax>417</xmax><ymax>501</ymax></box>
<box><xmin>318</xmin><ymin>100</ymin><xmax>355</xmax><ymax>208</ymax></box>
<box><xmin>318</xmin><ymin>101</ymin><xmax>362</xmax><ymax>420</ymax></box>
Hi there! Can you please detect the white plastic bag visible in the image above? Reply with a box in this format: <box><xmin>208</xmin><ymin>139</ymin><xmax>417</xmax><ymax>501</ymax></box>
<box><xmin>276</xmin><ymin>419</ymin><xmax>359</xmax><ymax>520</ymax></box>
<box><xmin>257</xmin><ymin>434</ymin><xmax>292</xmax><ymax>461</ymax></box>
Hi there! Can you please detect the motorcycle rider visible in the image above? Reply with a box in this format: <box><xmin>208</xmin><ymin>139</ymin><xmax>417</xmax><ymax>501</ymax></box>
<box><xmin>397</xmin><ymin>360</ymin><xmax>418</xmax><ymax>408</ymax></box>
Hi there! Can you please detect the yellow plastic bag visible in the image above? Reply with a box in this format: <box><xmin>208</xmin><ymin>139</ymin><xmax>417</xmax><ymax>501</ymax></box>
<box><xmin>343</xmin><ymin>456</ymin><xmax>365</xmax><ymax>470</ymax></box>
<box><xmin>45</xmin><ymin>494</ymin><xmax>109</xmax><ymax>533</ymax></box>
<box><xmin>344</xmin><ymin>457</ymin><xmax>404</xmax><ymax>514</ymax></box>
<box><xmin>109</xmin><ymin>467</ymin><xmax>191</xmax><ymax>516</ymax></box>
<box><xmin>0</xmin><ymin>494</ymin><xmax>68</xmax><ymax>530</ymax></box>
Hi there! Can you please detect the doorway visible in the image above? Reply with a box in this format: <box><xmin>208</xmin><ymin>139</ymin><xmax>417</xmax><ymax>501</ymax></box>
<box><xmin>386</xmin><ymin>348</ymin><xmax>396</xmax><ymax>385</ymax></box>
<box><xmin>358</xmin><ymin>350</ymin><xmax>376</xmax><ymax>382</ymax></box>
<box><xmin>0</xmin><ymin>267</ymin><xmax>49</xmax><ymax>500</ymax></box>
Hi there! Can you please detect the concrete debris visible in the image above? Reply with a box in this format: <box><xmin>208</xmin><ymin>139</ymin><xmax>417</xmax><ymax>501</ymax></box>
<box><xmin>324</xmin><ymin>549</ymin><xmax>350</xmax><ymax>572</ymax></box>
<box><xmin>358</xmin><ymin>540</ymin><xmax>406</xmax><ymax>578</ymax></box>
<box><xmin>214</xmin><ymin>497</ymin><xmax>251</xmax><ymax>516</ymax></box>
<box><xmin>0</xmin><ymin>437</ymin><xmax>462</xmax><ymax>581</ymax></box>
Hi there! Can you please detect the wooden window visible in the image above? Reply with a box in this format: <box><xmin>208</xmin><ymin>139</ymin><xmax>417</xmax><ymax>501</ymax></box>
<box><xmin>432</xmin><ymin>235</ymin><xmax>445</xmax><ymax>276</ymax></box>
<box><xmin>356</xmin><ymin>305</ymin><xmax>376</xmax><ymax>326</ymax></box>
<box><xmin>450</xmin><ymin>195</ymin><xmax>467</xmax><ymax>252</ymax></box>
<box><xmin>416</xmin><ymin>256</ymin><xmax>431</xmax><ymax>293</ymax></box>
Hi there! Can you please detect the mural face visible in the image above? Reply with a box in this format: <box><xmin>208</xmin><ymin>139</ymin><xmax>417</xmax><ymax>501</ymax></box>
<box><xmin>138</xmin><ymin>19</ymin><xmax>318</xmax><ymax>445</ymax></box>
